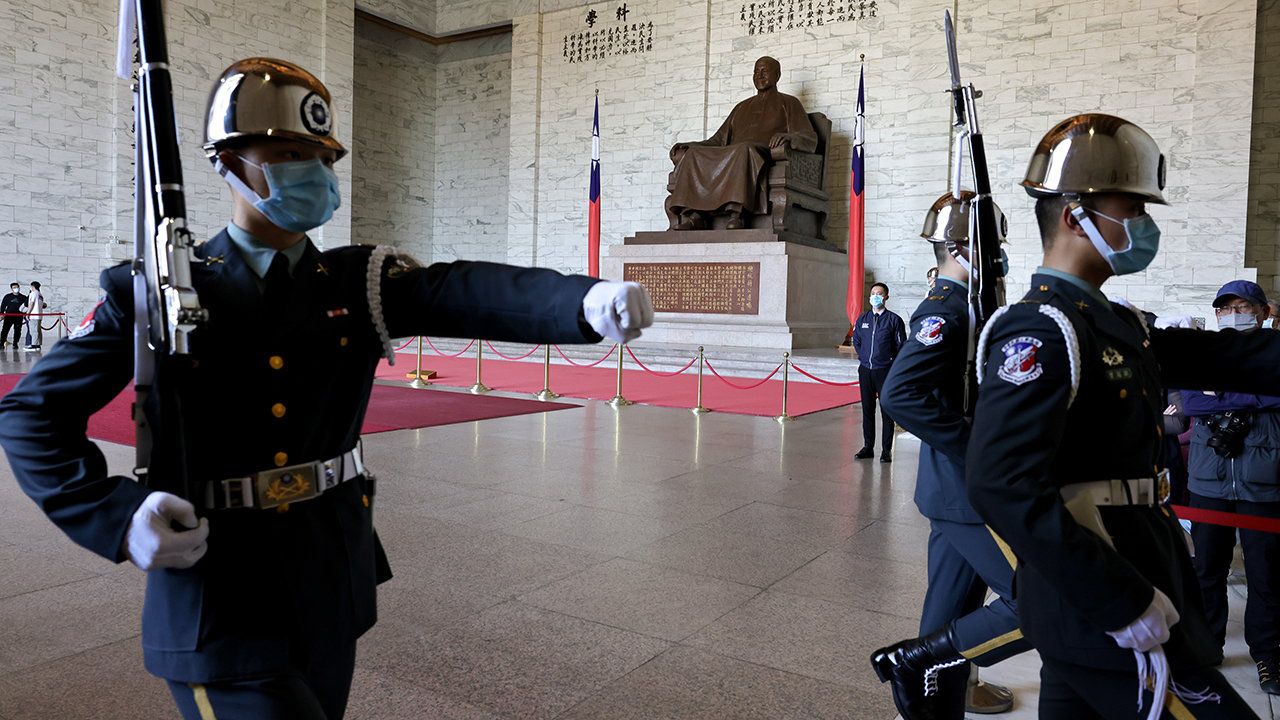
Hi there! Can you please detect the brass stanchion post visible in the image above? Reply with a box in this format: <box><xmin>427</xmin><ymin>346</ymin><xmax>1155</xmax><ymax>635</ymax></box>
<box><xmin>691</xmin><ymin>346</ymin><xmax>711</xmax><ymax>415</ymax></box>
<box><xmin>469</xmin><ymin>340</ymin><xmax>490</xmax><ymax>394</ymax></box>
<box><xmin>535</xmin><ymin>345</ymin><xmax>560</xmax><ymax>401</ymax></box>
<box><xmin>607</xmin><ymin>343</ymin><xmax>631</xmax><ymax>408</ymax></box>
<box><xmin>774</xmin><ymin>351</ymin><xmax>794</xmax><ymax>423</ymax></box>
<box><xmin>405</xmin><ymin>336</ymin><xmax>436</xmax><ymax>387</ymax></box>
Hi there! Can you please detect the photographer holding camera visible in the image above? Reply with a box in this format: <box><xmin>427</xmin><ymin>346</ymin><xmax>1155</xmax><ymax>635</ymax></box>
<box><xmin>1182</xmin><ymin>280</ymin><xmax>1280</xmax><ymax>695</ymax></box>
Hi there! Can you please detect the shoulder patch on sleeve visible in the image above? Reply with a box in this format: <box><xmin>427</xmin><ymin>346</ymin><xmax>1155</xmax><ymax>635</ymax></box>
<box><xmin>914</xmin><ymin>315</ymin><xmax>947</xmax><ymax>346</ymax></box>
<box><xmin>996</xmin><ymin>336</ymin><xmax>1044</xmax><ymax>385</ymax></box>
<box><xmin>68</xmin><ymin>301</ymin><xmax>104</xmax><ymax>340</ymax></box>
<box><xmin>976</xmin><ymin>303</ymin><xmax>1082</xmax><ymax>405</ymax></box>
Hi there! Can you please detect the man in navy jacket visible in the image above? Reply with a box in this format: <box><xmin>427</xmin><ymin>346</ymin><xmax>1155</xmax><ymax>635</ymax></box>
<box><xmin>851</xmin><ymin>282</ymin><xmax>907</xmax><ymax>461</ymax></box>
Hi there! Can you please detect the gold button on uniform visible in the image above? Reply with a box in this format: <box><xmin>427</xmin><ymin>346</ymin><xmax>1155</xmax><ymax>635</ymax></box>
<box><xmin>1040</xmin><ymin>285</ymin><xmax>1049</xmax><ymax>292</ymax></box>
<box><xmin>269</xmin><ymin>355</ymin><xmax>284</xmax><ymax>370</ymax></box>
<box><xmin>1119</xmin><ymin>389</ymin><xmax>1128</xmax><ymax>399</ymax></box>
<box><xmin>274</xmin><ymin>451</ymin><xmax>288</xmax><ymax>467</ymax></box>
<box><xmin>362</xmin><ymin>495</ymin><xmax>370</xmax><ymax>508</ymax></box>
<box><xmin>272</xmin><ymin>403</ymin><xmax>286</xmax><ymax>418</ymax></box>
<box><xmin>339</xmin><ymin>337</ymin><xmax>349</xmax><ymax>347</ymax></box>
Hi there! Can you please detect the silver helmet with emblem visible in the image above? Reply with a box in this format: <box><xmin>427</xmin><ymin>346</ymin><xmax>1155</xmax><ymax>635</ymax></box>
<box><xmin>920</xmin><ymin>191</ymin><xmax>1007</xmax><ymax>244</ymax></box>
<box><xmin>1021</xmin><ymin>113</ymin><xmax>1166</xmax><ymax>204</ymax></box>
<box><xmin>202</xmin><ymin>57</ymin><xmax>346</xmax><ymax>160</ymax></box>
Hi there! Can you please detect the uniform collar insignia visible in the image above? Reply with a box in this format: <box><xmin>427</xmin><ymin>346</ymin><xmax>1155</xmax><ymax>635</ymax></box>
<box><xmin>204</xmin><ymin>254</ymin><xmax>226</xmax><ymax>265</ymax></box>
<box><xmin>1101</xmin><ymin>347</ymin><xmax>1124</xmax><ymax>366</ymax></box>
<box><xmin>315</xmin><ymin>263</ymin><xmax>329</xmax><ymax>275</ymax></box>
<box><xmin>1075</xmin><ymin>300</ymin><xmax>1089</xmax><ymax>310</ymax></box>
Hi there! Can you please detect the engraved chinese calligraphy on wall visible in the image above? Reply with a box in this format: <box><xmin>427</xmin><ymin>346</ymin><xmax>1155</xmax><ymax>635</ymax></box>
<box><xmin>623</xmin><ymin>262</ymin><xmax>761</xmax><ymax>315</ymax></box>
<box><xmin>739</xmin><ymin>0</ymin><xmax>878</xmax><ymax>35</ymax></box>
<box><xmin>562</xmin><ymin>5</ymin><xmax>655</xmax><ymax>64</ymax></box>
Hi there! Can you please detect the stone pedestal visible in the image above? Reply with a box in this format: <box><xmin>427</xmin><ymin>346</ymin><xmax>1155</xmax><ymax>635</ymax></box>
<box><xmin>605</xmin><ymin>230</ymin><xmax>848</xmax><ymax>350</ymax></box>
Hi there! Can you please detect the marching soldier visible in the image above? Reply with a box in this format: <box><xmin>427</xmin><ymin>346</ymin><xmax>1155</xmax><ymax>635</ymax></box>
<box><xmin>870</xmin><ymin>193</ymin><xmax>1027</xmax><ymax>720</ymax></box>
<box><xmin>965</xmin><ymin>113</ymin><xmax>1267</xmax><ymax>717</ymax></box>
<box><xmin>0</xmin><ymin>58</ymin><xmax>653</xmax><ymax>719</ymax></box>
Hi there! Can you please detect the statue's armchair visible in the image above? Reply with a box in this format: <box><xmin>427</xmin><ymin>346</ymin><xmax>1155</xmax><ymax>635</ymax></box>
<box><xmin>663</xmin><ymin>112</ymin><xmax>832</xmax><ymax>244</ymax></box>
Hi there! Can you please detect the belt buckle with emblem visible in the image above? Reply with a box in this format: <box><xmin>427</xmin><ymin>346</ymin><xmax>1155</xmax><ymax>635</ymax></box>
<box><xmin>255</xmin><ymin>462</ymin><xmax>323</xmax><ymax>509</ymax></box>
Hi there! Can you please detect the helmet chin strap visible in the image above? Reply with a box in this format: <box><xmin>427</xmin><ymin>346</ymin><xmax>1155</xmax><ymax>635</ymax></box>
<box><xmin>1068</xmin><ymin>200</ymin><xmax>1128</xmax><ymax>270</ymax></box>
<box><xmin>946</xmin><ymin>241</ymin><xmax>972</xmax><ymax>274</ymax></box>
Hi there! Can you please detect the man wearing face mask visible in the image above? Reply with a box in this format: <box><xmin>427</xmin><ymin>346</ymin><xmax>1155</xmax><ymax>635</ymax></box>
<box><xmin>851</xmin><ymin>282</ymin><xmax>907</xmax><ymax>462</ymax></box>
<box><xmin>963</xmin><ymin>113</ymin><xmax>1278</xmax><ymax>718</ymax></box>
<box><xmin>871</xmin><ymin>193</ymin><xmax>1026</xmax><ymax>720</ymax></box>
<box><xmin>0</xmin><ymin>58</ymin><xmax>654</xmax><ymax>720</ymax></box>
<box><xmin>1</xmin><ymin>282</ymin><xmax>26</xmax><ymax>348</ymax></box>
<box><xmin>1180</xmin><ymin>280</ymin><xmax>1280</xmax><ymax>695</ymax></box>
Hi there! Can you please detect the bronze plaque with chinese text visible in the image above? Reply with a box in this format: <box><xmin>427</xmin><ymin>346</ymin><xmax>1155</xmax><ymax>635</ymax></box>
<box><xmin>623</xmin><ymin>262</ymin><xmax>760</xmax><ymax>315</ymax></box>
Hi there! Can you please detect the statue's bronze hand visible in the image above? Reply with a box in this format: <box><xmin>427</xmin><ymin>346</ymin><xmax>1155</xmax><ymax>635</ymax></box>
<box><xmin>768</xmin><ymin>133</ymin><xmax>791</xmax><ymax>149</ymax></box>
<box><xmin>670</xmin><ymin>142</ymin><xmax>691</xmax><ymax>162</ymax></box>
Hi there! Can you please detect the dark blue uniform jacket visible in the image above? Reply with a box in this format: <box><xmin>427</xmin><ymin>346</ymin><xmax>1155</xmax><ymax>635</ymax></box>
<box><xmin>0</xmin><ymin>230</ymin><xmax>602</xmax><ymax>683</ymax></box>
<box><xmin>881</xmin><ymin>279</ymin><xmax>980</xmax><ymax>523</ymax></box>
<box><xmin>966</xmin><ymin>272</ymin><xmax>1280</xmax><ymax>671</ymax></box>
<box><xmin>850</xmin><ymin>308</ymin><xmax>906</xmax><ymax>370</ymax></box>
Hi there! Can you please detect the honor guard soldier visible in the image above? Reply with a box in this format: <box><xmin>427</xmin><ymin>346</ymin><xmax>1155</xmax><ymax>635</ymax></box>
<box><xmin>965</xmin><ymin>113</ymin><xmax>1271</xmax><ymax>718</ymax></box>
<box><xmin>0</xmin><ymin>58</ymin><xmax>653</xmax><ymax>720</ymax></box>
<box><xmin>870</xmin><ymin>193</ymin><xmax>1028</xmax><ymax>720</ymax></box>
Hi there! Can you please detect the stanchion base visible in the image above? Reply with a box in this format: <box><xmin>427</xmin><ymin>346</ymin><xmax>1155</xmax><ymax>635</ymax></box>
<box><xmin>469</xmin><ymin>383</ymin><xmax>491</xmax><ymax>394</ymax></box>
<box><xmin>774</xmin><ymin>414</ymin><xmax>794</xmax><ymax>424</ymax></box>
<box><xmin>691</xmin><ymin>406</ymin><xmax>712</xmax><ymax>415</ymax></box>
<box><xmin>607</xmin><ymin>395</ymin><xmax>633</xmax><ymax>408</ymax></box>
<box><xmin>405</xmin><ymin>370</ymin><xmax>438</xmax><ymax>381</ymax></box>
<box><xmin>408</xmin><ymin>379</ymin><xmax>433</xmax><ymax>389</ymax></box>
<box><xmin>534</xmin><ymin>389</ymin><xmax>561</xmax><ymax>401</ymax></box>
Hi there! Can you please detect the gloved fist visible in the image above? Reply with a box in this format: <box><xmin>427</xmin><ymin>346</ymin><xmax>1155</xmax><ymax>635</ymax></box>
<box><xmin>123</xmin><ymin>491</ymin><xmax>209</xmax><ymax>571</ymax></box>
<box><xmin>1106</xmin><ymin>587</ymin><xmax>1180</xmax><ymax>652</ymax></box>
<box><xmin>582</xmin><ymin>281</ymin><xmax>654</xmax><ymax>344</ymax></box>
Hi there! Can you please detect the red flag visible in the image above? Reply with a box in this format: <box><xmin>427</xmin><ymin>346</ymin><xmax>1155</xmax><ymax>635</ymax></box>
<box><xmin>588</xmin><ymin>93</ymin><xmax>601</xmax><ymax>277</ymax></box>
<box><xmin>846</xmin><ymin>65</ymin><xmax>866</xmax><ymax>326</ymax></box>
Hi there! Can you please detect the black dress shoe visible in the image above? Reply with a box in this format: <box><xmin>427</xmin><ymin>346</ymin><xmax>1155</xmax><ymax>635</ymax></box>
<box><xmin>870</xmin><ymin>627</ymin><xmax>969</xmax><ymax>720</ymax></box>
<box><xmin>881</xmin><ymin>453</ymin><xmax>893</xmax><ymax>463</ymax></box>
<box><xmin>1259</xmin><ymin>657</ymin><xmax>1280</xmax><ymax>695</ymax></box>
<box><xmin>854</xmin><ymin>448</ymin><xmax>874</xmax><ymax>460</ymax></box>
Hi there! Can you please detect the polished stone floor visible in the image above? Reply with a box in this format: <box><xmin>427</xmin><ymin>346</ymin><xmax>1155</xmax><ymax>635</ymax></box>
<box><xmin>0</xmin><ymin>352</ymin><xmax>1274</xmax><ymax>718</ymax></box>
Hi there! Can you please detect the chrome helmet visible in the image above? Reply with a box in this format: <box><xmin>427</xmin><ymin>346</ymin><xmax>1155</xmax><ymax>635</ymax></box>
<box><xmin>202</xmin><ymin>57</ymin><xmax>346</xmax><ymax>160</ymax></box>
<box><xmin>921</xmin><ymin>191</ymin><xmax>1007</xmax><ymax>244</ymax></box>
<box><xmin>1022</xmin><ymin>113</ymin><xmax>1165</xmax><ymax>204</ymax></box>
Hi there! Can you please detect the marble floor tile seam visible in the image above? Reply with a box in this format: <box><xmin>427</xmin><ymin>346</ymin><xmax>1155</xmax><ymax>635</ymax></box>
<box><xmin>0</xmin><ymin>631</ymin><xmax>143</xmax><ymax>684</ymax></box>
<box><xmin>543</xmin><ymin>642</ymin><xmax>868</xmax><ymax>720</ymax></box>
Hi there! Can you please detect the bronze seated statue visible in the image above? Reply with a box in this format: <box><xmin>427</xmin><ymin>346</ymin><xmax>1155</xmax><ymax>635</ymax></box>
<box><xmin>664</xmin><ymin>56</ymin><xmax>832</xmax><ymax>244</ymax></box>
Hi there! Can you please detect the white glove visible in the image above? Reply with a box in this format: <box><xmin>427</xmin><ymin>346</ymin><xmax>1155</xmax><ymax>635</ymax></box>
<box><xmin>1106</xmin><ymin>587</ymin><xmax>1180</xmax><ymax>652</ymax></box>
<box><xmin>123</xmin><ymin>491</ymin><xmax>209</xmax><ymax>571</ymax></box>
<box><xmin>582</xmin><ymin>281</ymin><xmax>654</xmax><ymax>344</ymax></box>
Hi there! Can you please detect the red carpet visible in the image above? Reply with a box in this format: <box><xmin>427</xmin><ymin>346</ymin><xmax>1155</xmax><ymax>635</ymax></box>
<box><xmin>380</xmin><ymin>346</ymin><xmax>859</xmax><ymax>418</ymax></box>
<box><xmin>0</xmin><ymin>375</ymin><xmax>578</xmax><ymax>447</ymax></box>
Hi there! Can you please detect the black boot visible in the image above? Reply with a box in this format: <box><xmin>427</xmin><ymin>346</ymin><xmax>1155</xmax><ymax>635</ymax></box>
<box><xmin>870</xmin><ymin>626</ymin><xmax>970</xmax><ymax>720</ymax></box>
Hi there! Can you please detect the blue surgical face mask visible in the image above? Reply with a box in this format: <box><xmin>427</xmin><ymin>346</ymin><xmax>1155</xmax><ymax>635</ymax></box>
<box><xmin>869</xmin><ymin>294</ymin><xmax>885</xmax><ymax>308</ymax></box>
<box><xmin>215</xmin><ymin>155</ymin><xmax>340</xmax><ymax>233</ymax></box>
<box><xmin>1072</xmin><ymin>204</ymin><xmax>1160</xmax><ymax>276</ymax></box>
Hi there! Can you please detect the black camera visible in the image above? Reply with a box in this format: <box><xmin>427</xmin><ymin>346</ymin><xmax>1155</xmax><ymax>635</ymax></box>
<box><xmin>1204</xmin><ymin>411</ymin><xmax>1251</xmax><ymax>458</ymax></box>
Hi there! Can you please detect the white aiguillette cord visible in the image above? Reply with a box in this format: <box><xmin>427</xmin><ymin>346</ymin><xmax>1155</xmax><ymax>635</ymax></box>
<box><xmin>1135</xmin><ymin>648</ymin><xmax>1170</xmax><ymax>720</ymax></box>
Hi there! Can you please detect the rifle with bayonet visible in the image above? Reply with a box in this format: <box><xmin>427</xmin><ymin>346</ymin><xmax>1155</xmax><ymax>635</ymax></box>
<box><xmin>944</xmin><ymin>9</ymin><xmax>1005</xmax><ymax>412</ymax></box>
<box><xmin>117</xmin><ymin>0</ymin><xmax>207</xmax><ymax>494</ymax></box>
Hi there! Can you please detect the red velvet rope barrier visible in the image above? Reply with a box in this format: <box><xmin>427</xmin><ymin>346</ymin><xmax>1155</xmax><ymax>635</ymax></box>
<box><xmin>554</xmin><ymin>343</ymin><xmax>616</xmax><ymax>367</ymax></box>
<box><xmin>1170</xmin><ymin>505</ymin><xmax>1280</xmax><ymax>535</ymax></box>
<box><xmin>484</xmin><ymin>341</ymin><xmax>543</xmax><ymax>361</ymax></box>
<box><xmin>624</xmin><ymin>346</ymin><xmax>697</xmax><ymax>377</ymax></box>
<box><xmin>424</xmin><ymin>337</ymin><xmax>477</xmax><ymax>358</ymax></box>
<box><xmin>704</xmin><ymin>358</ymin><xmax>783</xmax><ymax>390</ymax></box>
<box><xmin>788</xmin><ymin>361</ymin><xmax>861</xmax><ymax>387</ymax></box>
<box><xmin>392</xmin><ymin>337</ymin><xmax>416</xmax><ymax>352</ymax></box>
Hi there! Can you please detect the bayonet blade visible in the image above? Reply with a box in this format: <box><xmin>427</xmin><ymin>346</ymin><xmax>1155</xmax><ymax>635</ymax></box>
<box><xmin>944</xmin><ymin>10</ymin><xmax>962</xmax><ymax>91</ymax></box>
